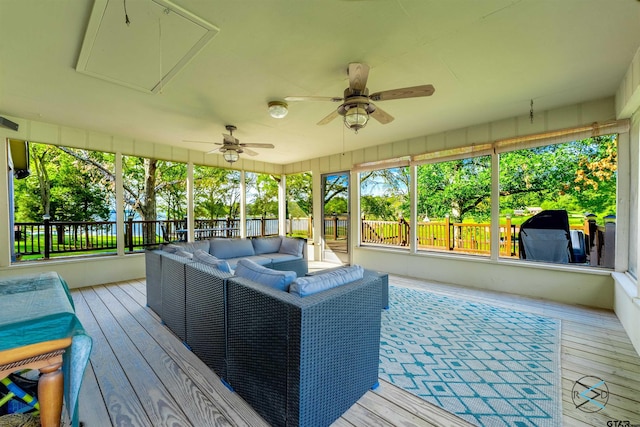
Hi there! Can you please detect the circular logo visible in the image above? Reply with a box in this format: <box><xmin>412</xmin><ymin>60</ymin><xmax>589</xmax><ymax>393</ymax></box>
<box><xmin>572</xmin><ymin>376</ymin><xmax>609</xmax><ymax>412</ymax></box>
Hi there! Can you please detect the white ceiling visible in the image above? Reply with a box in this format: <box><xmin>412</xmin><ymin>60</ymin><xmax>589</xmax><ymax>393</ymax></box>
<box><xmin>1</xmin><ymin>0</ymin><xmax>639</xmax><ymax>165</ymax></box>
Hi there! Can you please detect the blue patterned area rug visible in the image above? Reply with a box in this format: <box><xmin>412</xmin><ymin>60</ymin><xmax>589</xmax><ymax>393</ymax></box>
<box><xmin>379</xmin><ymin>285</ymin><xmax>561</xmax><ymax>427</ymax></box>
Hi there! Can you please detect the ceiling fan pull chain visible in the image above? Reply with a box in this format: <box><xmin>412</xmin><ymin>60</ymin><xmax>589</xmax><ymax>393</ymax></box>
<box><xmin>123</xmin><ymin>0</ymin><xmax>131</xmax><ymax>26</ymax></box>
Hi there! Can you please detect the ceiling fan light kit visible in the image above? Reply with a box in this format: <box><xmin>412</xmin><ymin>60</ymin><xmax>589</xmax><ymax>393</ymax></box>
<box><xmin>343</xmin><ymin>104</ymin><xmax>370</xmax><ymax>132</ymax></box>
<box><xmin>184</xmin><ymin>124</ymin><xmax>275</xmax><ymax>164</ymax></box>
<box><xmin>223</xmin><ymin>150</ymin><xmax>240</xmax><ymax>163</ymax></box>
<box><xmin>268</xmin><ymin>101</ymin><xmax>288</xmax><ymax>118</ymax></box>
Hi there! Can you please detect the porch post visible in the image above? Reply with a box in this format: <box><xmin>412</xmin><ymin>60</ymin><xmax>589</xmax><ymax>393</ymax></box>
<box><xmin>115</xmin><ymin>151</ymin><xmax>125</xmax><ymax>256</ymax></box>
<box><xmin>240</xmin><ymin>170</ymin><xmax>246</xmax><ymax>238</ymax></box>
<box><xmin>490</xmin><ymin>150</ymin><xmax>500</xmax><ymax>261</ymax></box>
<box><xmin>278</xmin><ymin>174</ymin><xmax>286</xmax><ymax>236</ymax></box>
<box><xmin>187</xmin><ymin>162</ymin><xmax>194</xmax><ymax>242</ymax></box>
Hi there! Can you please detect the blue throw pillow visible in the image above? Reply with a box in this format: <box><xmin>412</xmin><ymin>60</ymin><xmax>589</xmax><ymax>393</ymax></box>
<box><xmin>289</xmin><ymin>265</ymin><xmax>364</xmax><ymax>297</ymax></box>
<box><xmin>279</xmin><ymin>237</ymin><xmax>304</xmax><ymax>257</ymax></box>
<box><xmin>234</xmin><ymin>259</ymin><xmax>296</xmax><ymax>291</ymax></box>
<box><xmin>174</xmin><ymin>249</ymin><xmax>193</xmax><ymax>259</ymax></box>
<box><xmin>161</xmin><ymin>243</ymin><xmax>181</xmax><ymax>253</ymax></box>
<box><xmin>252</xmin><ymin>237</ymin><xmax>283</xmax><ymax>255</ymax></box>
<box><xmin>193</xmin><ymin>250</ymin><xmax>231</xmax><ymax>273</ymax></box>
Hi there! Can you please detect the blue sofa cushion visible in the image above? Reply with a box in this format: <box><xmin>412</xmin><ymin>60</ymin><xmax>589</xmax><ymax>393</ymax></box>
<box><xmin>289</xmin><ymin>265</ymin><xmax>364</xmax><ymax>297</ymax></box>
<box><xmin>252</xmin><ymin>237</ymin><xmax>283</xmax><ymax>255</ymax></box>
<box><xmin>268</xmin><ymin>253</ymin><xmax>301</xmax><ymax>263</ymax></box>
<box><xmin>224</xmin><ymin>255</ymin><xmax>271</xmax><ymax>270</ymax></box>
<box><xmin>210</xmin><ymin>238</ymin><xmax>255</xmax><ymax>259</ymax></box>
<box><xmin>179</xmin><ymin>240</ymin><xmax>210</xmax><ymax>253</ymax></box>
<box><xmin>175</xmin><ymin>249</ymin><xmax>194</xmax><ymax>259</ymax></box>
<box><xmin>234</xmin><ymin>259</ymin><xmax>296</xmax><ymax>291</ymax></box>
<box><xmin>193</xmin><ymin>250</ymin><xmax>231</xmax><ymax>273</ymax></box>
<box><xmin>279</xmin><ymin>237</ymin><xmax>304</xmax><ymax>257</ymax></box>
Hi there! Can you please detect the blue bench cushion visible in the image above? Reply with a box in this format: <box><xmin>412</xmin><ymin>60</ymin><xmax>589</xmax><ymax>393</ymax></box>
<box><xmin>234</xmin><ymin>259</ymin><xmax>296</xmax><ymax>291</ymax></box>
<box><xmin>210</xmin><ymin>238</ymin><xmax>255</xmax><ymax>259</ymax></box>
<box><xmin>193</xmin><ymin>250</ymin><xmax>231</xmax><ymax>273</ymax></box>
<box><xmin>289</xmin><ymin>265</ymin><xmax>364</xmax><ymax>297</ymax></box>
<box><xmin>252</xmin><ymin>237</ymin><xmax>283</xmax><ymax>255</ymax></box>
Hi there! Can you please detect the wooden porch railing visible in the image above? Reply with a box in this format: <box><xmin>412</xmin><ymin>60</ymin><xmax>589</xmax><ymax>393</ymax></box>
<box><xmin>13</xmin><ymin>217</ymin><xmax>283</xmax><ymax>260</ymax></box>
<box><xmin>361</xmin><ymin>216</ymin><xmax>594</xmax><ymax>259</ymax></box>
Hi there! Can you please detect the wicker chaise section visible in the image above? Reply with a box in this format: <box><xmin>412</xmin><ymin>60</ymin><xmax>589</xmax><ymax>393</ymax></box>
<box><xmin>184</xmin><ymin>262</ymin><xmax>233</xmax><ymax>378</ymax></box>
<box><xmin>225</xmin><ymin>274</ymin><xmax>382</xmax><ymax>427</ymax></box>
<box><xmin>145</xmin><ymin>249</ymin><xmax>163</xmax><ymax>315</ymax></box>
<box><xmin>160</xmin><ymin>253</ymin><xmax>194</xmax><ymax>341</ymax></box>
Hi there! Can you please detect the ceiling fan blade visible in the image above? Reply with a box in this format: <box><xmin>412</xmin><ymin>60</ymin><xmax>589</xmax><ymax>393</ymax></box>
<box><xmin>348</xmin><ymin>62</ymin><xmax>370</xmax><ymax>92</ymax></box>
<box><xmin>223</xmin><ymin>133</ymin><xmax>239</xmax><ymax>144</ymax></box>
<box><xmin>370</xmin><ymin>105</ymin><xmax>395</xmax><ymax>124</ymax></box>
<box><xmin>243</xmin><ymin>148</ymin><xmax>259</xmax><ymax>156</ymax></box>
<box><xmin>205</xmin><ymin>147</ymin><xmax>223</xmax><ymax>155</ymax></box>
<box><xmin>369</xmin><ymin>84</ymin><xmax>435</xmax><ymax>101</ymax></box>
<box><xmin>317</xmin><ymin>110</ymin><xmax>340</xmax><ymax>125</ymax></box>
<box><xmin>285</xmin><ymin>96</ymin><xmax>343</xmax><ymax>102</ymax></box>
<box><xmin>240</xmin><ymin>143</ymin><xmax>275</xmax><ymax>148</ymax></box>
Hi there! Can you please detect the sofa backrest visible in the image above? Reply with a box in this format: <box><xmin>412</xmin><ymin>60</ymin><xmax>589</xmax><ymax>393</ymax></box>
<box><xmin>209</xmin><ymin>238</ymin><xmax>255</xmax><ymax>259</ymax></box>
<box><xmin>160</xmin><ymin>240</ymin><xmax>210</xmax><ymax>254</ymax></box>
<box><xmin>251</xmin><ymin>236</ymin><xmax>283</xmax><ymax>255</ymax></box>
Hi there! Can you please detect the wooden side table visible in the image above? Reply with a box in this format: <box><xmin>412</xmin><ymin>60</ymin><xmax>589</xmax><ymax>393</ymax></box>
<box><xmin>0</xmin><ymin>272</ymin><xmax>91</xmax><ymax>427</ymax></box>
<box><xmin>0</xmin><ymin>337</ymin><xmax>72</xmax><ymax>427</ymax></box>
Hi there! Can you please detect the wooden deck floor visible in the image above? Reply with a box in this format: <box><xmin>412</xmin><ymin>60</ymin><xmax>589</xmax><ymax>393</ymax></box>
<box><xmin>70</xmin><ymin>269</ymin><xmax>640</xmax><ymax>426</ymax></box>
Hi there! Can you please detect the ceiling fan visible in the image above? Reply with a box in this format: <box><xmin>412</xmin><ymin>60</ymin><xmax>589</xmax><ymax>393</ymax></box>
<box><xmin>285</xmin><ymin>62</ymin><xmax>435</xmax><ymax>133</ymax></box>
<box><xmin>186</xmin><ymin>125</ymin><xmax>274</xmax><ymax>163</ymax></box>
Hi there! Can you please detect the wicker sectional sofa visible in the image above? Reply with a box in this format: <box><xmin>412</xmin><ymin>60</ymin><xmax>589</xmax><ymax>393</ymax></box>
<box><xmin>145</xmin><ymin>236</ymin><xmax>308</xmax><ymax>320</ymax></box>
<box><xmin>144</xmin><ymin>237</ymin><xmax>383</xmax><ymax>427</ymax></box>
<box><xmin>225</xmin><ymin>273</ymin><xmax>382</xmax><ymax>426</ymax></box>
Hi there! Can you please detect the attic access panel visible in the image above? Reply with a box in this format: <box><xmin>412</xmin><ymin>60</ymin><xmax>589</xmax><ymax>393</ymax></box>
<box><xmin>76</xmin><ymin>0</ymin><xmax>218</xmax><ymax>93</ymax></box>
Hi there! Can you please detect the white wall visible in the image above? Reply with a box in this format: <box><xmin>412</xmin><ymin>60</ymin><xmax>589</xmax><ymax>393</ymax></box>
<box><xmin>1</xmin><ymin>254</ymin><xmax>145</xmax><ymax>289</ymax></box>
<box><xmin>354</xmin><ymin>247</ymin><xmax>613</xmax><ymax>308</ymax></box>
<box><xmin>613</xmin><ymin>46</ymin><xmax>640</xmax><ymax>355</ymax></box>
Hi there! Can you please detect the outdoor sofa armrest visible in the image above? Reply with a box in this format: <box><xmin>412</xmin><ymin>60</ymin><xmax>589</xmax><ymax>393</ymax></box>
<box><xmin>160</xmin><ymin>252</ymin><xmax>195</xmax><ymax>341</ymax></box>
<box><xmin>225</xmin><ymin>274</ymin><xmax>382</xmax><ymax>427</ymax></box>
<box><xmin>184</xmin><ymin>262</ymin><xmax>233</xmax><ymax>379</ymax></box>
<box><xmin>145</xmin><ymin>249</ymin><xmax>163</xmax><ymax>316</ymax></box>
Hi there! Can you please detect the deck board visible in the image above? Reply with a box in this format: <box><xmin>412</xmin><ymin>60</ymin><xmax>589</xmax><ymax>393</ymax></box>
<box><xmin>68</xmin><ymin>270</ymin><xmax>640</xmax><ymax>426</ymax></box>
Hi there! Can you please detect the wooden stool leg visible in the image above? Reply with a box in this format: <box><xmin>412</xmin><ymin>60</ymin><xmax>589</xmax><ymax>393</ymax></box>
<box><xmin>38</xmin><ymin>362</ymin><xmax>64</xmax><ymax>427</ymax></box>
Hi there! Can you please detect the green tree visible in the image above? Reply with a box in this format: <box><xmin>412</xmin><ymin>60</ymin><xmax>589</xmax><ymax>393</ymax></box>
<box><xmin>417</xmin><ymin>156</ymin><xmax>492</xmax><ymax>223</ymax></box>
<box><xmin>246</xmin><ymin>173</ymin><xmax>279</xmax><ymax>217</ymax></box>
<box><xmin>414</xmin><ymin>135</ymin><xmax>617</xmax><ymax>223</ymax></box>
<box><xmin>194</xmin><ymin>166</ymin><xmax>241</xmax><ymax>218</ymax></box>
<box><xmin>286</xmin><ymin>172</ymin><xmax>312</xmax><ymax>217</ymax></box>
<box><xmin>500</xmin><ymin>135</ymin><xmax>617</xmax><ymax>219</ymax></box>
<box><xmin>323</xmin><ymin>174</ymin><xmax>348</xmax><ymax>215</ymax></box>
<box><xmin>13</xmin><ymin>143</ymin><xmax>113</xmax><ymax>222</ymax></box>
<box><xmin>360</xmin><ymin>167</ymin><xmax>410</xmax><ymax>220</ymax></box>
